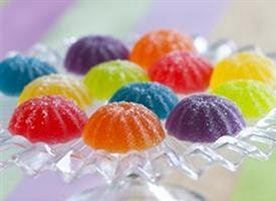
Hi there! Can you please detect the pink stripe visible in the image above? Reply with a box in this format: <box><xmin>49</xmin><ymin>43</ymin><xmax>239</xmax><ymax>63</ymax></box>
<box><xmin>0</xmin><ymin>0</ymin><xmax>75</xmax><ymax>58</ymax></box>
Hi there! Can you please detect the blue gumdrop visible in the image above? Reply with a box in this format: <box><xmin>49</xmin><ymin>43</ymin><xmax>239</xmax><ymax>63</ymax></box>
<box><xmin>0</xmin><ymin>55</ymin><xmax>57</xmax><ymax>96</ymax></box>
<box><xmin>109</xmin><ymin>82</ymin><xmax>178</xmax><ymax>119</ymax></box>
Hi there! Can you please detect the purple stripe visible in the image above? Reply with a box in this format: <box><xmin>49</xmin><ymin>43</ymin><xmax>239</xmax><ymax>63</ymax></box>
<box><xmin>135</xmin><ymin>0</ymin><xmax>228</xmax><ymax>36</ymax></box>
<box><xmin>0</xmin><ymin>0</ymin><xmax>75</xmax><ymax>58</ymax></box>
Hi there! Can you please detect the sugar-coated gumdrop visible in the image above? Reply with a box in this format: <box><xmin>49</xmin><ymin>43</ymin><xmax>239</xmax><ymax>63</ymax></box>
<box><xmin>83</xmin><ymin>60</ymin><xmax>148</xmax><ymax>100</ymax></box>
<box><xmin>65</xmin><ymin>35</ymin><xmax>129</xmax><ymax>75</ymax></box>
<box><xmin>166</xmin><ymin>94</ymin><xmax>246</xmax><ymax>142</ymax></box>
<box><xmin>210</xmin><ymin>52</ymin><xmax>276</xmax><ymax>89</ymax></box>
<box><xmin>212</xmin><ymin>80</ymin><xmax>276</xmax><ymax>120</ymax></box>
<box><xmin>130</xmin><ymin>29</ymin><xmax>195</xmax><ymax>69</ymax></box>
<box><xmin>109</xmin><ymin>82</ymin><xmax>178</xmax><ymax>119</ymax></box>
<box><xmin>18</xmin><ymin>74</ymin><xmax>93</xmax><ymax>108</ymax></box>
<box><xmin>149</xmin><ymin>52</ymin><xmax>213</xmax><ymax>93</ymax></box>
<box><xmin>0</xmin><ymin>55</ymin><xmax>57</xmax><ymax>96</ymax></box>
<box><xmin>8</xmin><ymin>96</ymin><xmax>88</xmax><ymax>144</ymax></box>
<box><xmin>83</xmin><ymin>102</ymin><xmax>165</xmax><ymax>153</ymax></box>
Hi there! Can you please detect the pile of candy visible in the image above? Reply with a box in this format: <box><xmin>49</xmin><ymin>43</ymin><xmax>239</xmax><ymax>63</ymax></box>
<box><xmin>1</xmin><ymin>29</ymin><xmax>276</xmax><ymax>154</ymax></box>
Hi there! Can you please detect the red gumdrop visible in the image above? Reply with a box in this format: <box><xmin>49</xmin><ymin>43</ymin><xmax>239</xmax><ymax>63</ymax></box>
<box><xmin>149</xmin><ymin>51</ymin><xmax>213</xmax><ymax>94</ymax></box>
<box><xmin>8</xmin><ymin>95</ymin><xmax>88</xmax><ymax>144</ymax></box>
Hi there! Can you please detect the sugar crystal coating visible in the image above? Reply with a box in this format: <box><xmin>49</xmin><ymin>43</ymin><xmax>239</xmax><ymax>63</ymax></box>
<box><xmin>65</xmin><ymin>35</ymin><xmax>129</xmax><ymax>75</ymax></box>
<box><xmin>18</xmin><ymin>74</ymin><xmax>93</xmax><ymax>108</ymax></box>
<box><xmin>165</xmin><ymin>94</ymin><xmax>246</xmax><ymax>142</ymax></box>
<box><xmin>149</xmin><ymin>52</ymin><xmax>213</xmax><ymax>93</ymax></box>
<box><xmin>109</xmin><ymin>82</ymin><xmax>178</xmax><ymax>119</ymax></box>
<box><xmin>9</xmin><ymin>95</ymin><xmax>88</xmax><ymax>144</ymax></box>
<box><xmin>83</xmin><ymin>60</ymin><xmax>149</xmax><ymax>100</ymax></box>
<box><xmin>0</xmin><ymin>55</ymin><xmax>57</xmax><ymax>96</ymax></box>
<box><xmin>130</xmin><ymin>29</ymin><xmax>195</xmax><ymax>69</ymax></box>
<box><xmin>212</xmin><ymin>80</ymin><xmax>276</xmax><ymax>119</ymax></box>
<box><xmin>210</xmin><ymin>52</ymin><xmax>276</xmax><ymax>89</ymax></box>
<box><xmin>83</xmin><ymin>102</ymin><xmax>165</xmax><ymax>153</ymax></box>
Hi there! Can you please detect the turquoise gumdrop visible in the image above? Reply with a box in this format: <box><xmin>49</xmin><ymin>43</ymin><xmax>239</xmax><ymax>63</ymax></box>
<box><xmin>0</xmin><ymin>55</ymin><xmax>57</xmax><ymax>96</ymax></box>
<box><xmin>109</xmin><ymin>82</ymin><xmax>178</xmax><ymax>119</ymax></box>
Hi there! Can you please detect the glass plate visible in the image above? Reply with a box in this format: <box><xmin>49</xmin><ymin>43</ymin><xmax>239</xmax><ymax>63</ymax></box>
<box><xmin>0</xmin><ymin>36</ymin><xmax>275</xmax><ymax>201</ymax></box>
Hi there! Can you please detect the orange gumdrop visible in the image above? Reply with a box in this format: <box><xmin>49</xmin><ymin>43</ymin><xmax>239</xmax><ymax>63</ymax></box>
<box><xmin>82</xmin><ymin>102</ymin><xmax>165</xmax><ymax>153</ymax></box>
<box><xmin>130</xmin><ymin>29</ymin><xmax>195</xmax><ymax>69</ymax></box>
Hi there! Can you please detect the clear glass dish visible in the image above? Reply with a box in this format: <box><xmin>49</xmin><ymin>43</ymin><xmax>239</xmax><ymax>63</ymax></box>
<box><xmin>0</xmin><ymin>37</ymin><xmax>275</xmax><ymax>201</ymax></box>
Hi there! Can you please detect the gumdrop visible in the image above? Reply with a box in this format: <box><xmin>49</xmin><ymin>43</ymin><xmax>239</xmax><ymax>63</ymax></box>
<box><xmin>130</xmin><ymin>29</ymin><xmax>195</xmax><ymax>69</ymax></box>
<box><xmin>210</xmin><ymin>52</ymin><xmax>276</xmax><ymax>89</ymax></box>
<box><xmin>166</xmin><ymin>94</ymin><xmax>246</xmax><ymax>142</ymax></box>
<box><xmin>212</xmin><ymin>80</ymin><xmax>276</xmax><ymax>120</ymax></box>
<box><xmin>83</xmin><ymin>102</ymin><xmax>165</xmax><ymax>153</ymax></box>
<box><xmin>0</xmin><ymin>55</ymin><xmax>57</xmax><ymax>96</ymax></box>
<box><xmin>109</xmin><ymin>82</ymin><xmax>178</xmax><ymax>119</ymax></box>
<box><xmin>18</xmin><ymin>74</ymin><xmax>93</xmax><ymax>109</ymax></box>
<box><xmin>149</xmin><ymin>51</ymin><xmax>213</xmax><ymax>93</ymax></box>
<box><xmin>83</xmin><ymin>60</ymin><xmax>148</xmax><ymax>100</ymax></box>
<box><xmin>9</xmin><ymin>95</ymin><xmax>88</xmax><ymax>144</ymax></box>
<box><xmin>65</xmin><ymin>35</ymin><xmax>129</xmax><ymax>75</ymax></box>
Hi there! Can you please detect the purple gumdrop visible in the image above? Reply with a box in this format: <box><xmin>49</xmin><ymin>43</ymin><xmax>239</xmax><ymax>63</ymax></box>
<box><xmin>64</xmin><ymin>35</ymin><xmax>129</xmax><ymax>75</ymax></box>
<box><xmin>165</xmin><ymin>94</ymin><xmax>246</xmax><ymax>143</ymax></box>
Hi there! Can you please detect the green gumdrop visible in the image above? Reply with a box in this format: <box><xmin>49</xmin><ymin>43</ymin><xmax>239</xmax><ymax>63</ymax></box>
<box><xmin>83</xmin><ymin>60</ymin><xmax>149</xmax><ymax>100</ymax></box>
<box><xmin>212</xmin><ymin>80</ymin><xmax>276</xmax><ymax>120</ymax></box>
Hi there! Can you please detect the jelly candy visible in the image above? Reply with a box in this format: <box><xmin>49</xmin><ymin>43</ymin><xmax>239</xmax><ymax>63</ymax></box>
<box><xmin>109</xmin><ymin>82</ymin><xmax>178</xmax><ymax>119</ymax></box>
<box><xmin>130</xmin><ymin>29</ymin><xmax>195</xmax><ymax>69</ymax></box>
<box><xmin>212</xmin><ymin>80</ymin><xmax>276</xmax><ymax>119</ymax></box>
<box><xmin>149</xmin><ymin>51</ymin><xmax>213</xmax><ymax>93</ymax></box>
<box><xmin>166</xmin><ymin>94</ymin><xmax>245</xmax><ymax>142</ymax></box>
<box><xmin>65</xmin><ymin>35</ymin><xmax>129</xmax><ymax>75</ymax></box>
<box><xmin>9</xmin><ymin>95</ymin><xmax>88</xmax><ymax>144</ymax></box>
<box><xmin>83</xmin><ymin>102</ymin><xmax>165</xmax><ymax>153</ymax></box>
<box><xmin>0</xmin><ymin>55</ymin><xmax>57</xmax><ymax>96</ymax></box>
<box><xmin>83</xmin><ymin>60</ymin><xmax>148</xmax><ymax>100</ymax></box>
<box><xmin>210</xmin><ymin>52</ymin><xmax>276</xmax><ymax>89</ymax></box>
<box><xmin>18</xmin><ymin>74</ymin><xmax>92</xmax><ymax>108</ymax></box>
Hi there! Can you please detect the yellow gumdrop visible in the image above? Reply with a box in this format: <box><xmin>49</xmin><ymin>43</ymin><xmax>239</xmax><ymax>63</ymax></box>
<box><xmin>210</xmin><ymin>52</ymin><xmax>276</xmax><ymax>89</ymax></box>
<box><xmin>18</xmin><ymin>74</ymin><xmax>93</xmax><ymax>108</ymax></box>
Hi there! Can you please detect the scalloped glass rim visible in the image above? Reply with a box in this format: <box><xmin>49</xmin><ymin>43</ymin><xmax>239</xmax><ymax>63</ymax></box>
<box><xmin>0</xmin><ymin>108</ymin><xmax>275</xmax><ymax>183</ymax></box>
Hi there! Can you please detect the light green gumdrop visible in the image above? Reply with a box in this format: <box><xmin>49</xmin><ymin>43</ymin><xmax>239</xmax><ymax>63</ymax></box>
<box><xmin>83</xmin><ymin>60</ymin><xmax>149</xmax><ymax>100</ymax></box>
<box><xmin>212</xmin><ymin>80</ymin><xmax>276</xmax><ymax>120</ymax></box>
